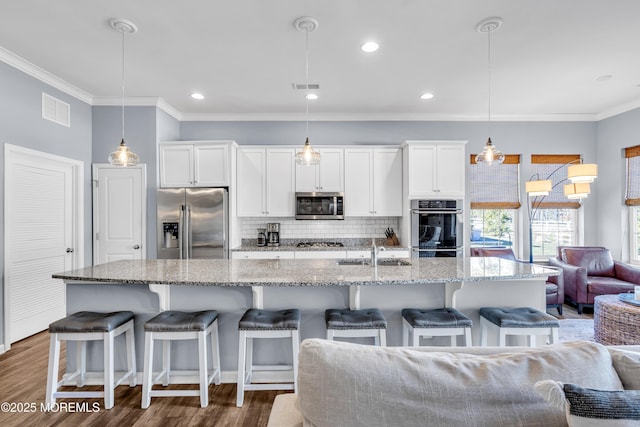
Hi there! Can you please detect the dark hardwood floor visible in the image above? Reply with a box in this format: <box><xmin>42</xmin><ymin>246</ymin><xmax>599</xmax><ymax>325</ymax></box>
<box><xmin>0</xmin><ymin>303</ymin><xmax>591</xmax><ymax>426</ymax></box>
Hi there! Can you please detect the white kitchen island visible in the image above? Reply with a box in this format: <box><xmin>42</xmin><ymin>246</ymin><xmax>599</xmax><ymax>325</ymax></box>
<box><xmin>53</xmin><ymin>257</ymin><xmax>558</xmax><ymax>382</ymax></box>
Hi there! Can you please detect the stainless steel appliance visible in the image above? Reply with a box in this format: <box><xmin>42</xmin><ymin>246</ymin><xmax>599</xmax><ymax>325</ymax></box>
<box><xmin>266</xmin><ymin>222</ymin><xmax>280</xmax><ymax>247</ymax></box>
<box><xmin>410</xmin><ymin>199</ymin><xmax>463</xmax><ymax>258</ymax></box>
<box><xmin>157</xmin><ymin>187</ymin><xmax>228</xmax><ymax>259</ymax></box>
<box><xmin>295</xmin><ymin>192</ymin><xmax>344</xmax><ymax>220</ymax></box>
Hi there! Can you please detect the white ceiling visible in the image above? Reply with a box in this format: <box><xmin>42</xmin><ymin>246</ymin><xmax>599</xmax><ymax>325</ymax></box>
<box><xmin>2</xmin><ymin>0</ymin><xmax>640</xmax><ymax>121</ymax></box>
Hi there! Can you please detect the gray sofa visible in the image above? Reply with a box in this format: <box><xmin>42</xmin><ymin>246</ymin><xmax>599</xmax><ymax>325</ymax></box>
<box><xmin>267</xmin><ymin>339</ymin><xmax>640</xmax><ymax>427</ymax></box>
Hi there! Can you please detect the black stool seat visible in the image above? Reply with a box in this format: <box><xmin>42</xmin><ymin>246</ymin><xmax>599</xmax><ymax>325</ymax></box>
<box><xmin>402</xmin><ymin>308</ymin><xmax>472</xmax><ymax>328</ymax></box>
<box><xmin>479</xmin><ymin>307</ymin><xmax>559</xmax><ymax>328</ymax></box>
<box><xmin>144</xmin><ymin>310</ymin><xmax>219</xmax><ymax>332</ymax></box>
<box><xmin>325</xmin><ymin>308</ymin><xmax>387</xmax><ymax>330</ymax></box>
<box><xmin>238</xmin><ymin>309</ymin><xmax>300</xmax><ymax>330</ymax></box>
<box><xmin>49</xmin><ymin>311</ymin><xmax>134</xmax><ymax>333</ymax></box>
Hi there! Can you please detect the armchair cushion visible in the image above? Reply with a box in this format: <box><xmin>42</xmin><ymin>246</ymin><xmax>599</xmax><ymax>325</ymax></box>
<box><xmin>562</xmin><ymin>248</ymin><xmax>616</xmax><ymax>278</ymax></box>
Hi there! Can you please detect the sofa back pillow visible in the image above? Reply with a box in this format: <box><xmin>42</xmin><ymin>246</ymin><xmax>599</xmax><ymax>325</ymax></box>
<box><xmin>562</xmin><ymin>248</ymin><xmax>616</xmax><ymax>277</ymax></box>
<box><xmin>297</xmin><ymin>339</ymin><xmax>623</xmax><ymax>427</ymax></box>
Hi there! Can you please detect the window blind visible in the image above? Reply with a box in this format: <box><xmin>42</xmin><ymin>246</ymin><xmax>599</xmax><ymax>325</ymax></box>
<box><xmin>530</xmin><ymin>154</ymin><xmax>581</xmax><ymax>209</ymax></box>
<box><xmin>469</xmin><ymin>154</ymin><xmax>521</xmax><ymax>209</ymax></box>
<box><xmin>625</xmin><ymin>145</ymin><xmax>640</xmax><ymax>206</ymax></box>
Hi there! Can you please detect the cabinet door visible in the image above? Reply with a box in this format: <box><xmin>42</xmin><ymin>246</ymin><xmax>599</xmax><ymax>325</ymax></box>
<box><xmin>408</xmin><ymin>145</ymin><xmax>436</xmax><ymax>197</ymax></box>
<box><xmin>295</xmin><ymin>162</ymin><xmax>318</xmax><ymax>192</ymax></box>
<box><xmin>294</xmin><ymin>250</ymin><xmax>347</xmax><ymax>259</ymax></box>
<box><xmin>318</xmin><ymin>148</ymin><xmax>344</xmax><ymax>192</ymax></box>
<box><xmin>194</xmin><ymin>144</ymin><xmax>228</xmax><ymax>186</ymax></box>
<box><xmin>436</xmin><ymin>144</ymin><xmax>465</xmax><ymax>196</ymax></box>
<box><xmin>237</xmin><ymin>149</ymin><xmax>266</xmax><ymax>216</ymax></box>
<box><xmin>373</xmin><ymin>148</ymin><xmax>402</xmax><ymax>216</ymax></box>
<box><xmin>159</xmin><ymin>144</ymin><xmax>194</xmax><ymax>187</ymax></box>
<box><xmin>266</xmin><ymin>149</ymin><xmax>295</xmax><ymax>217</ymax></box>
<box><xmin>344</xmin><ymin>149</ymin><xmax>373</xmax><ymax>216</ymax></box>
<box><xmin>232</xmin><ymin>251</ymin><xmax>295</xmax><ymax>259</ymax></box>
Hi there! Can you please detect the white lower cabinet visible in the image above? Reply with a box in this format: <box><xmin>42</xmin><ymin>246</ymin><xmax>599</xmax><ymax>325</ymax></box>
<box><xmin>294</xmin><ymin>251</ymin><xmax>347</xmax><ymax>259</ymax></box>
<box><xmin>231</xmin><ymin>251</ymin><xmax>295</xmax><ymax>260</ymax></box>
<box><xmin>347</xmin><ymin>250</ymin><xmax>410</xmax><ymax>259</ymax></box>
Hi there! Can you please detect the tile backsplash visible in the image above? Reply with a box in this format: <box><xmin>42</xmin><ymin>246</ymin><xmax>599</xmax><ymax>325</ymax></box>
<box><xmin>238</xmin><ymin>217</ymin><xmax>401</xmax><ymax>240</ymax></box>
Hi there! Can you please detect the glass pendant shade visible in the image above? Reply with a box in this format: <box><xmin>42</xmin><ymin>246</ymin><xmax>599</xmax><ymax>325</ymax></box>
<box><xmin>109</xmin><ymin>139</ymin><xmax>140</xmax><ymax>166</ymax></box>
<box><xmin>567</xmin><ymin>163</ymin><xmax>598</xmax><ymax>183</ymax></box>
<box><xmin>526</xmin><ymin>179</ymin><xmax>552</xmax><ymax>197</ymax></box>
<box><xmin>564</xmin><ymin>182</ymin><xmax>590</xmax><ymax>199</ymax></box>
<box><xmin>475</xmin><ymin>138</ymin><xmax>505</xmax><ymax>165</ymax></box>
<box><xmin>295</xmin><ymin>137</ymin><xmax>320</xmax><ymax>166</ymax></box>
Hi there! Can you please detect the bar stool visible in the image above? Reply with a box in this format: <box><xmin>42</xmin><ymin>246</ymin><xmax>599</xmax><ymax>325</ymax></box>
<box><xmin>402</xmin><ymin>308</ymin><xmax>473</xmax><ymax>347</ymax></box>
<box><xmin>237</xmin><ymin>308</ymin><xmax>301</xmax><ymax>407</ymax></box>
<box><xmin>46</xmin><ymin>311</ymin><xmax>136</xmax><ymax>409</ymax></box>
<box><xmin>141</xmin><ymin>310</ymin><xmax>221</xmax><ymax>408</ymax></box>
<box><xmin>325</xmin><ymin>308</ymin><xmax>387</xmax><ymax>346</ymax></box>
<box><xmin>479</xmin><ymin>307</ymin><xmax>560</xmax><ymax>347</ymax></box>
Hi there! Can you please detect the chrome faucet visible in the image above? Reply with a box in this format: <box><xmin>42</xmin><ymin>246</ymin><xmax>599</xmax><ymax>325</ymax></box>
<box><xmin>371</xmin><ymin>239</ymin><xmax>385</xmax><ymax>266</ymax></box>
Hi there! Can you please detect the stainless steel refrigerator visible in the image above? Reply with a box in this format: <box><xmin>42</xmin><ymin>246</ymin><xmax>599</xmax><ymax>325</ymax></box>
<box><xmin>157</xmin><ymin>188</ymin><xmax>228</xmax><ymax>259</ymax></box>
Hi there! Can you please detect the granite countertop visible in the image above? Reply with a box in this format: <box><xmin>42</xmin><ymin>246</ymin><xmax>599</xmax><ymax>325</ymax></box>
<box><xmin>233</xmin><ymin>237</ymin><xmax>409</xmax><ymax>252</ymax></box>
<box><xmin>53</xmin><ymin>257</ymin><xmax>558</xmax><ymax>287</ymax></box>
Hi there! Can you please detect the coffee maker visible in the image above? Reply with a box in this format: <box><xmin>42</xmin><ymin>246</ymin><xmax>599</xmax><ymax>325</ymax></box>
<box><xmin>266</xmin><ymin>223</ymin><xmax>280</xmax><ymax>247</ymax></box>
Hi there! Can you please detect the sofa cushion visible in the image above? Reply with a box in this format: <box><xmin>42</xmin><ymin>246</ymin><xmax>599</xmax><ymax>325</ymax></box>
<box><xmin>587</xmin><ymin>277</ymin><xmax>635</xmax><ymax>295</ymax></box>
<box><xmin>297</xmin><ymin>339</ymin><xmax>623</xmax><ymax>427</ymax></box>
<box><xmin>535</xmin><ymin>380</ymin><xmax>640</xmax><ymax>426</ymax></box>
<box><xmin>609</xmin><ymin>348</ymin><xmax>640</xmax><ymax>390</ymax></box>
<box><xmin>563</xmin><ymin>248</ymin><xmax>616</xmax><ymax>277</ymax></box>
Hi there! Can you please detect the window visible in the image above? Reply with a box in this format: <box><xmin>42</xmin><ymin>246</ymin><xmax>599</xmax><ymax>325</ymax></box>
<box><xmin>469</xmin><ymin>154</ymin><xmax>520</xmax><ymax>250</ymax></box>
<box><xmin>529</xmin><ymin>155</ymin><xmax>582</xmax><ymax>260</ymax></box>
<box><xmin>625</xmin><ymin>145</ymin><xmax>640</xmax><ymax>263</ymax></box>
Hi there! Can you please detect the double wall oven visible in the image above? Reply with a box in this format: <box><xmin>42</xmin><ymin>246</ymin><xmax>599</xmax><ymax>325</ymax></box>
<box><xmin>411</xmin><ymin>199</ymin><xmax>463</xmax><ymax>258</ymax></box>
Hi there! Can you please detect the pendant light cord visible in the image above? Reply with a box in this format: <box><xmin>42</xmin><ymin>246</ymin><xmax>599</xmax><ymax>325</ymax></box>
<box><xmin>487</xmin><ymin>27</ymin><xmax>492</xmax><ymax>137</ymax></box>
<box><xmin>121</xmin><ymin>27</ymin><xmax>126</xmax><ymax>143</ymax></box>
<box><xmin>305</xmin><ymin>26</ymin><xmax>309</xmax><ymax>139</ymax></box>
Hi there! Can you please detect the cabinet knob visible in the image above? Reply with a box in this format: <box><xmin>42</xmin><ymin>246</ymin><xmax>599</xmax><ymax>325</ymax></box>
<box><xmin>66</xmin><ymin>248</ymin><xmax>74</xmax><ymax>253</ymax></box>
<box><xmin>133</xmin><ymin>244</ymin><xmax>141</xmax><ymax>250</ymax></box>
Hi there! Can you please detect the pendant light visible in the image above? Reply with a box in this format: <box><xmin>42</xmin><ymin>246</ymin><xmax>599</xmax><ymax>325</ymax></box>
<box><xmin>294</xmin><ymin>16</ymin><xmax>320</xmax><ymax>166</ymax></box>
<box><xmin>108</xmin><ymin>18</ymin><xmax>140</xmax><ymax>167</ymax></box>
<box><xmin>475</xmin><ymin>17</ymin><xmax>505</xmax><ymax>165</ymax></box>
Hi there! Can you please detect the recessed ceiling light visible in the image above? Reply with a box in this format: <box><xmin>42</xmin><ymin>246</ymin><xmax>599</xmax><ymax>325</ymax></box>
<box><xmin>595</xmin><ymin>75</ymin><xmax>613</xmax><ymax>82</ymax></box>
<box><xmin>191</xmin><ymin>92</ymin><xmax>205</xmax><ymax>100</ymax></box>
<box><xmin>305</xmin><ymin>93</ymin><xmax>318</xmax><ymax>100</ymax></box>
<box><xmin>420</xmin><ymin>92</ymin><xmax>434</xmax><ymax>100</ymax></box>
<box><xmin>361</xmin><ymin>41</ymin><xmax>379</xmax><ymax>53</ymax></box>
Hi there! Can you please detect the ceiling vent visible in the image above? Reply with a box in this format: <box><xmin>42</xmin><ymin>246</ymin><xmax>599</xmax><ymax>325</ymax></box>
<box><xmin>292</xmin><ymin>83</ymin><xmax>320</xmax><ymax>91</ymax></box>
<box><xmin>42</xmin><ymin>92</ymin><xmax>70</xmax><ymax>127</ymax></box>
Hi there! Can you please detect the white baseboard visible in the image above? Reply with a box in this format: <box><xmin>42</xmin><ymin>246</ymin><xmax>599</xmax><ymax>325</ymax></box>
<box><xmin>0</xmin><ymin>344</ymin><xmax>5</xmax><ymax>355</ymax></box>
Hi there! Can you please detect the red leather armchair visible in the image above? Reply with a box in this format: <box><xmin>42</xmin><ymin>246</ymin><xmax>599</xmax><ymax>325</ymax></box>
<box><xmin>469</xmin><ymin>247</ymin><xmax>564</xmax><ymax>315</ymax></box>
<box><xmin>548</xmin><ymin>246</ymin><xmax>640</xmax><ymax>314</ymax></box>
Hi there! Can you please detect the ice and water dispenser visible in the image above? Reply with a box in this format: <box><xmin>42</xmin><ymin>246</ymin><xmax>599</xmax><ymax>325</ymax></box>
<box><xmin>162</xmin><ymin>222</ymin><xmax>179</xmax><ymax>248</ymax></box>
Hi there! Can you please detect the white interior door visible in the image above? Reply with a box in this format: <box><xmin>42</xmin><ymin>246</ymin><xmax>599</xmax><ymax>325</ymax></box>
<box><xmin>4</xmin><ymin>144</ymin><xmax>83</xmax><ymax>345</ymax></box>
<box><xmin>93</xmin><ymin>164</ymin><xmax>146</xmax><ymax>264</ymax></box>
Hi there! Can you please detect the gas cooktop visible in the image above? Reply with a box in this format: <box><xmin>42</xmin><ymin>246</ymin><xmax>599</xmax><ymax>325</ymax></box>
<box><xmin>296</xmin><ymin>241</ymin><xmax>344</xmax><ymax>248</ymax></box>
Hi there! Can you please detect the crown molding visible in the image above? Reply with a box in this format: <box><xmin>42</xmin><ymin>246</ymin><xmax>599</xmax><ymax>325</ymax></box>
<box><xmin>0</xmin><ymin>46</ymin><xmax>93</xmax><ymax>104</ymax></box>
<box><xmin>92</xmin><ymin>96</ymin><xmax>183</xmax><ymax>121</ymax></box>
<box><xmin>596</xmin><ymin>97</ymin><xmax>640</xmax><ymax>121</ymax></box>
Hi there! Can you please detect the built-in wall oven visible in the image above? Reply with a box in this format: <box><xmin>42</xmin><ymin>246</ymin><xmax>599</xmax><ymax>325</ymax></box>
<box><xmin>411</xmin><ymin>199</ymin><xmax>463</xmax><ymax>257</ymax></box>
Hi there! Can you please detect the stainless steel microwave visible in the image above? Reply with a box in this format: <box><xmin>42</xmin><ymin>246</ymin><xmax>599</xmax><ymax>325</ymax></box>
<box><xmin>295</xmin><ymin>192</ymin><xmax>344</xmax><ymax>220</ymax></box>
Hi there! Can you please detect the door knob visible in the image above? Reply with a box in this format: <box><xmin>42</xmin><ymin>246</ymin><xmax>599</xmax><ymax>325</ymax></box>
<box><xmin>66</xmin><ymin>248</ymin><xmax>74</xmax><ymax>253</ymax></box>
<box><xmin>133</xmin><ymin>244</ymin><xmax>141</xmax><ymax>250</ymax></box>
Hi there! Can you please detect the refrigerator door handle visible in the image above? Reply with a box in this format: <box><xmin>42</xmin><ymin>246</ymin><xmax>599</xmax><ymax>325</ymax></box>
<box><xmin>184</xmin><ymin>204</ymin><xmax>191</xmax><ymax>259</ymax></box>
<box><xmin>178</xmin><ymin>205</ymin><xmax>185</xmax><ymax>259</ymax></box>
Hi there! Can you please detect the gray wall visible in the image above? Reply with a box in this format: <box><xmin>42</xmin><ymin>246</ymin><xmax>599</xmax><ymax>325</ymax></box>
<box><xmin>0</xmin><ymin>61</ymin><xmax>93</xmax><ymax>344</ymax></box>
<box><xmin>596</xmin><ymin>108</ymin><xmax>640</xmax><ymax>260</ymax></box>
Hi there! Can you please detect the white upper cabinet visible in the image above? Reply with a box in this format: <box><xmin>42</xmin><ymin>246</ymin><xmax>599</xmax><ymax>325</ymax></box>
<box><xmin>295</xmin><ymin>147</ymin><xmax>344</xmax><ymax>192</ymax></box>
<box><xmin>236</xmin><ymin>147</ymin><xmax>295</xmax><ymax>217</ymax></box>
<box><xmin>403</xmin><ymin>141</ymin><xmax>467</xmax><ymax>199</ymax></box>
<box><xmin>159</xmin><ymin>141</ymin><xmax>231</xmax><ymax>187</ymax></box>
<box><xmin>344</xmin><ymin>147</ymin><xmax>402</xmax><ymax>217</ymax></box>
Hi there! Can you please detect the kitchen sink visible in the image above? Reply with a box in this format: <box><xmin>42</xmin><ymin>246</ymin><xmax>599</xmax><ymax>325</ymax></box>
<box><xmin>376</xmin><ymin>258</ymin><xmax>412</xmax><ymax>266</ymax></box>
<box><xmin>335</xmin><ymin>258</ymin><xmax>411</xmax><ymax>266</ymax></box>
